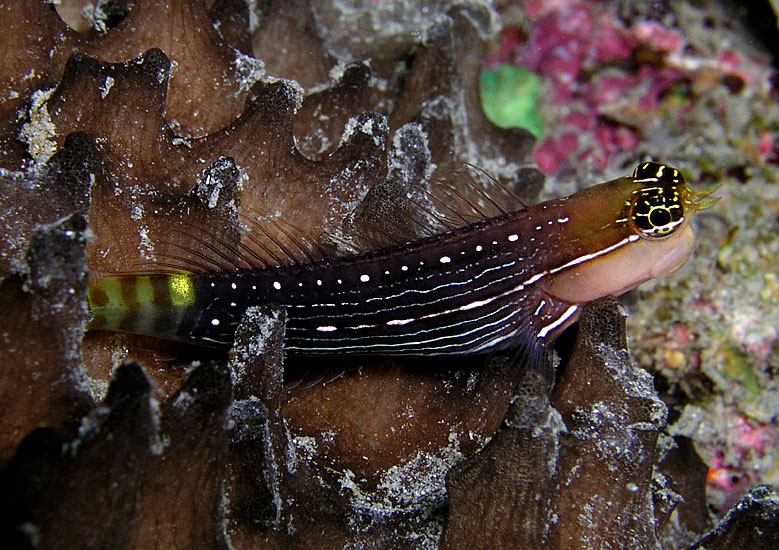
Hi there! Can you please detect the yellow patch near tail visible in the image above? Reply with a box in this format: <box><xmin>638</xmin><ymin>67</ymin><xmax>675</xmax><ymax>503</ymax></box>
<box><xmin>168</xmin><ymin>273</ymin><xmax>196</xmax><ymax>307</ymax></box>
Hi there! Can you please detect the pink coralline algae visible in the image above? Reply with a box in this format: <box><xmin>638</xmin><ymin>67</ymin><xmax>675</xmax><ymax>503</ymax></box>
<box><xmin>632</xmin><ymin>20</ymin><xmax>684</xmax><ymax>56</ymax></box>
<box><xmin>519</xmin><ymin>1</ymin><xmax>637</xmax><ymax>94</ymax></box>
<box><xmin>706</xmin><ymin>411</ymin><xmax>778</xmax><ymax>513</ymax></box>
<box><xmin>494</xmin><ymin>0</ymin><xmax>774</xmax><ymax>174</ymax></box>
<box><xmin>508</xmin><ymin>1</ymin><xmax>646</xmax><ymax>172</ymax></box>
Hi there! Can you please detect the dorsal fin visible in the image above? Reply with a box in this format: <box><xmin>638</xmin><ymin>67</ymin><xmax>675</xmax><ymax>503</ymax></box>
<box><xmin>147</xmin><ymin>211</ymin><xmax>333</xmax><ymax>274</ymax></box>
<box><xmin>333</xmin><ymin>163</ymin><xmax>534</xmax><ymax>253</ymax></box>
<box><xmin>433</xmin><ymin>164</ymin><xmax>530</xmax><ymax>219</ymax></box>
<box><xmin>131</xmin><ymin>222</ymin><xmax>250</xmax><ymax>274</ymax></box>
<box><xmin>238</xmin><ymin>209</ymin><xmax>334</xmax><ymax>267</ymax></box>
<box><xmin>94</xmin><ymin>159</ymin><xmax>537</xmax><ymax>278</ymax></box>
<box><xmin>96</xmin><ymin>203</ymin><xmax>337</xmax><ymax>278</ymax></box>
<box><xmin>462</xmin><ymin>163</ymin><xmax>530</xmax><ymax>212</ymax></box>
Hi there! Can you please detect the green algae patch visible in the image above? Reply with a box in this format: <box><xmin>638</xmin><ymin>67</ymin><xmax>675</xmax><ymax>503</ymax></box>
<box><xmin>480</xmin><ymin>64</ymin><xmax>544</xmax><ymax>138</ymax></box>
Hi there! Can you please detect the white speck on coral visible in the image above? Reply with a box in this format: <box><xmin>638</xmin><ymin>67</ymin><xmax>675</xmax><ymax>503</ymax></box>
<box><xmin>99</xmin><ymin>76</ymin><xmax>114</xmax><ymax>99</ymax></box>
<box><xmin>232</xmin><ymin>54</ymin><xmax>266</xmax><ymax>94</ymax></box>
<box><xmin>18</xmin><ymin>87</ymin><xmax>58</xmax><ymax>169</ymax></box>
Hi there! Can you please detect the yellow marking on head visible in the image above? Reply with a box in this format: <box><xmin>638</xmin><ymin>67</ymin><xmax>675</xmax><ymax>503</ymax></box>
<box><xmin>168</xmin><ymin>273</ymin><xmax>196</xmax><ymax>307</ymax></box>
<box><xmin>628</xmin><ymin>163</ymin><xmax>692</xmax><ymax>239</ymax></box>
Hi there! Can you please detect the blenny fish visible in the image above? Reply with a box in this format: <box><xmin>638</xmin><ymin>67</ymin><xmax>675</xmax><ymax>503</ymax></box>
<box><xmin>87</xmin><ymin>162</ymin><xmax>716</xmax><ymax>359</ymax></box>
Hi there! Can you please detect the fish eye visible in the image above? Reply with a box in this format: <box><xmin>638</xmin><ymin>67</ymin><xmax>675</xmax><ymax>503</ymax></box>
<box><xmin>630</xmin><ymin>162</ymin><xmax>686</xmax><ymax>238</ymax></box>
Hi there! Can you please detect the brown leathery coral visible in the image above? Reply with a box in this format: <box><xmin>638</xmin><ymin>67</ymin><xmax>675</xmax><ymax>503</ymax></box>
<box><xmin>1</xmin><ymin>1</ymin><xmax>778</xmax><ymax>549</ymax></box>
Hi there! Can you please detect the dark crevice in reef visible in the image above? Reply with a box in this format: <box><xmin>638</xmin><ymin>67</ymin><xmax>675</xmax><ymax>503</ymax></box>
<box><xmin>0</xmin><ymin>1</ymin><xmax>776</xmax><ymax>548</ymax></box>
